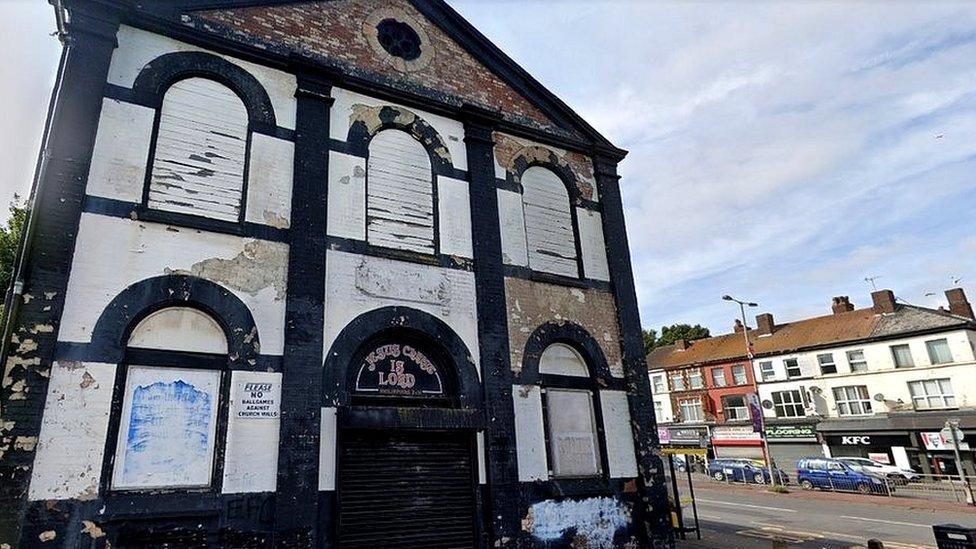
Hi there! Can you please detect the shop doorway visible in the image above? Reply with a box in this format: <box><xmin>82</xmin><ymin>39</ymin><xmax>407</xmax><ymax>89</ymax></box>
<box><xmin>337</xmin><ymin>430</ymin><xmax>478</xmax><ymax>548</ymax></box>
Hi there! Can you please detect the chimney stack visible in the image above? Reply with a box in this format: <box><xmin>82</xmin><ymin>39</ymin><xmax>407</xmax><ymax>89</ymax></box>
<box><xmin>733</xmin><ymin>319</ymin><xmax>745</xmax><ymax>333</ymax></box>
<box><xmin>675</xmin><ymin>338</ymin><xmax>688</xmax><ymax>350</ymax></box>
<box><xmin>871</xmin><ymin>289</ymin><xmax>897</xmax><ymax>314</ymax></box>
<box><xmin>946</xmin><ymin>288</ymin><xmax>974</xmax><ymax>319</ymax></box>
<box><xmin>831</xmin><ymin>296</ymin><xmax>854</xmax><ymax>314</ymax></box>
<box><xmin>756</xmin><ymin>313</ymin><xmax>774</xmax><ymax>335</ymax></box>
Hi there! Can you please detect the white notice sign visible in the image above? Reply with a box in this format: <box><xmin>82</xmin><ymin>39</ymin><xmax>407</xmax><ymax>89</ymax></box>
<box><xmin>235</xmin><ymin>378</ymin><xmax>280</xmax><ymax>419</ymax></box>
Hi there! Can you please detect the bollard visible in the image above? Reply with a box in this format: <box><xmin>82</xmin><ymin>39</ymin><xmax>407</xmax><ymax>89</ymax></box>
<box><xmin>867</xmin><ymin>539</ymin><xmax>884</xmax><ymax>549</ymax></box>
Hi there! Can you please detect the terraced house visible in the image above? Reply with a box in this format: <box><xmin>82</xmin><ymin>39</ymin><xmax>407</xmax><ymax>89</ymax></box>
<box><xmin>648</xmin><ymin>289</ymin><xmax>976</xmax><ymax>476</ymax></box>
<box><xmin>0</xmin><ymin>1</ymin><xmax>671</xmax><ymax>547</ymax></box>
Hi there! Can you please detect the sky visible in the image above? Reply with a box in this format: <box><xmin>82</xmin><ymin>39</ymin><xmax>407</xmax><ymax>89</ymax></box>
<box><xmin>2</xmin><ymin>1</ymin><xmax>976</xmax><ymax>337</ymax></box>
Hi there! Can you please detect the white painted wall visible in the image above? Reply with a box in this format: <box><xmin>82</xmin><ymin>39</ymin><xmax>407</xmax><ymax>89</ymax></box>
<box><xmin>245</xmin><ymin>133</ymin><xmax>294</xmax><ymax>229</ymax></box>
<box><xmin>576</xmin><ymin>208</ymin><xmax>609</xmax><ymax>282</ymax></box>
<box><xmin>436</xmin><ymin>176</ymin><xmax>473</xmax><ymax>259</ymax></box>
<box><xmin>756</xmin><ymin>329</ymin><xmax>976</xmax><ymax>420</ymax></box>
<box><xmin>223</xmin><ymin>370</ymin><xmax>281</xmax><ymax>493</ymax></box>
<box><xmin>60</xmin><ymin>213</ymin><xmax>288</xmax><ymax>355</ymax></box>
<box><xmin>87</xmin><ymin>98</ymin><xmax>155</xmax><ymax>203</ymax></box>
<box><xmin>318</xmin><ymin>407</ymin><xmax>337</xmax><ymax>491</ymax></box>
<box><xmin>648</xmin><ymin>370</ymin><xmax>674</xmax><ymax>424</ymax></box>
<box><xmin>327</xmin><ymin>151</ymin><xmax>367</xmax><ymax>240</ymax></box>
<box><xmin>497</xmin><ymin>188</ymin><xmax>528</xmax><ymax>267</ymax></box>
<box><xmin>329</xmin><ymin>87</ymin><xmax>467</xmax><ymax>171</ymax></box>
<box><xmin>109</xmin><ymin>25</ymin><xmax>296</xmax><ymax>130</ymax></box>
<box><xmin>28</xmin><ymin>362</ymin><xmax>116</xmax><ymax>500</ymax></box>
<box><xmin>322</xmin><ymin>250</ymin><xmax>480</xmax><ymax>378</ymax></box>
<box><xmin>600</xmin><ymin>390</ymin><xmax>638</xmax><ymax>478</ymax></box>
<box><xmin>513</xmin><ymin>384</ymin><xmax>547</xmax><ymax>481</ymax></box>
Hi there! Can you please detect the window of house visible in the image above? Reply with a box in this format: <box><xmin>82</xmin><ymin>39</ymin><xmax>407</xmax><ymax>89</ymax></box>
<box><xmin>732</xmin><ymin>364</ymin><xmax>748</xmax><ymax>385</ymax></box>
<box><xmin>654</xmin><ymin>400</ymin><xmax>664</xmax><ymax>420</ymax></box>
<box><xmin>652</xmin><ymin>375</ymin><xmax>665</xmax><ymax>394</ymax></box>
<box><xmin>772</xmin><ymin>390</ymin><xmax>805</xmax><ymax>418</ymax></box>
<box><xmin>817</xmin><ymin>353</ymin><xmax>837</xmax><ymax>375</ymax></box>
<box><xmin>522</xmin><ymin>166</ymin><xmax>578</xmax><ymax>277</ymax></box>
<box><xmin>679</xmin><ymin>398</ymin><xmax>704</xmax><ymax>422</ymax></box>
<box><xmin>758</xmin><ymin>361</ymin><xmax>775</xmax><ymax>381</ymax></box>
<box><xmin>847</xmin><ymin>349</ymin><xmax>868</xmax><ymax>373</ymax></box>
<box><xmin>908</xmin><ymin>378</ymin><xmax>956</xmax><ymax>410</ymax></box>
<box><xmin>110</xmin><ymin>307</ymin><xmax>229</xmax><ymax>491</ymax></box>
<box><xmin>784</xmin><ymin>358</ymin><xmax>802</xmax><ymax>378</ymax></box>
<box><xmin>711</xmin><ymin>368</ymin><xmax>727</xmax><ymax>387</ymax></box>
<box><xmin>926</xmin><ymin>339</ymin><xmax>953</xmax><ymax>365</ymax></box>
<box><xmin>688</xmin><ymin>371</ymin><xmax>704</xmax><ymax>389</ymax></box>
<box><xmin>670</xmin><ymin>373</ymin><xmax>685</xmax><ymax>391</ymax></box>
<box><xmin>723</xmin><ymin>395</ymin><xmax>750</xmax><ymax>421</ymax></box>
<box><xmin>891</xmin><ymin>344</ymin><xmax>914</xmax><ymax>368</ymax></box>
<box><xmin>367</xmin><ymin>129</ymin><xmax>435</xmax><ymax>254</ymax></box>
<box><xmin>833</xmin><ymin>385</ymin><xmax>873</xmax><ymax>416</ymax></box>
<box><xmin>539</xmin><ymin>344</ymin><xmax>602</xmax><ymax>478</ymax></box>
<box><xmin>148</xmin><ymin>78</ymin><xmax>249</xmax><ymax>222</ymax></box>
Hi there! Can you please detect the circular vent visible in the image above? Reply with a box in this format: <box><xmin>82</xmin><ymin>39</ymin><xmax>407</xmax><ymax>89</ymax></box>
<box><xmin>376</xmin><ymin>18</ymin><xmax>422</xmax><ymax>61</ymax></box>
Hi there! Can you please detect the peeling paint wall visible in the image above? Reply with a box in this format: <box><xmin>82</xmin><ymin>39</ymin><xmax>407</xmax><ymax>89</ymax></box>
<box><xmin>521</xmin><ymin>167</ymin><xmax>577</xmax><ymax>277</ymax></box>
<box><xmin>27</xmin><ymin>362</ymin><xmax>115</xmax><ymax>501</ymax></box>
<box><xmin>505</xmin><ymin>277</ymin><xmax>623</xmax><ymax>378</ymax></box>
<box><xmin>576</xmin><ymin>209</ymin><xmax>610</xmax><ymax>282</ymax></box>
<box><xmin>493</xmin><ymin>132</ymin><xmax>596</xmax><ymax>202</ymax></box>
<box><xmin>436</xmin><ymin>176</ymin><xmax>472</xmax><ymax>259</ymax></box>
<box><xmin>599</xmin><ymin>390</ymin><xmax>639</xmax><ymax>478</ymax></box>
<box><xmin>59</xmin><ymin>213</ymin><xmax>288</xmax><ymax>354</ymax></box>
<box><xmin>366</xmin><ymin>129</ymin><xmax>435</xmax><ymax>254</ymax></box>
<box><xmin>512</xmin><ymin>384</ymin><xmax>547</xmax><ymax>481</ymax></box>
<box><xmin>323</xmin><ymin>250</ymin><xmax>479</xmax><ymax>379</ymax></box>
<box><xmin>497</xmin><ymin>188</ymin><xmax>529</xmax><ymax>267</ymax></box>
<box><xmin>327</xmin><ymin>151</ymin><xmax>367</xmax><ymax>240</ymax></box>
<box><xmin>245</xmin><ymin>133</ymin><xmax>294</xmax><ymax>229</ymax></box>
<box><xmin>223</xmin><ymin>370</ymin><xmax>281</xmax><ymax>493</ymax></box>
<box><xmin>86</xmin><ymin>98</ymin><xmax>155</xmax><ymax>203</ymax></box>
<box><xmin>522</xmin><ymin>496</ymin><xmax>631</xmax><ymax>548</ymax></box>
<box><xmin>109</xmin><ymin>25</ymin><xmax>297</xmax><ymax>130</ymax></box>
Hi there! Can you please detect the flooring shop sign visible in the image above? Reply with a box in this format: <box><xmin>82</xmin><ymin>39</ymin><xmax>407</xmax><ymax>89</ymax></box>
<box><xmin>236</xmin><ymin>378</ymin><xmax>281</xmax><ymax>419</ymax></box>
<box><xmin>355</xmin><ymin>342</ymin><xmax>444</xmax><ymax>398</ymax></box>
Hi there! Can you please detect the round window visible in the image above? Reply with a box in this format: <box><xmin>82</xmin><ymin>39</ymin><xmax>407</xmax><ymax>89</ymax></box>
<box><xmin>376</xmin><ymin>18</ymin><xmax>422</xmax><ymax>61</ymax></box>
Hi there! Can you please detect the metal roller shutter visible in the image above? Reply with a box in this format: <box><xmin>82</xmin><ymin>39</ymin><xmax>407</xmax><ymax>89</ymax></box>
<box><xmin>770</xmin><ymin>443</ymin><xmax>822</xmax><ymax>472</ymax></box>
<box><xmin>337</xmin><ymin>430</ymin><xmax>478</xmax><ymax>549</ymax></box>
<box><xmin>713</xmin><ymin>445</ymin><xmax>765</xmax><ymax>460</ymax></box>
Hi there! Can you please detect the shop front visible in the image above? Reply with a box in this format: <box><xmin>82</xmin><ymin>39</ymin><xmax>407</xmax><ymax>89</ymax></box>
<box><xmin>764</xmin><ymin>422</ymin><xmax>822</xmax><ymax>471</ymax></box>
<box><xmin>662</xmin><ymin>426</ymin><xmax>711</xmax><ymax>471</ymax></box>
<box><xmin>823</xmin><ymin>433</ymin><xmax>916</xmax><ymax>471</ymax></box>
<box><xmin>917</xmin><ymin>429</ymin><xmax>976</xmax><ymax>477</ymax></box>
<box><xmin>711</xmin><ymin>425</ymin><xmax>764</xmax><ymax>461</ymax></box>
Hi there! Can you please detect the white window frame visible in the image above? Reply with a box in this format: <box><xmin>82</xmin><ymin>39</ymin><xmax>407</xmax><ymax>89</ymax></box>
<box><xmin>731</xmin><ymin>364</ymin><xmax>748</xmax><ymax>385</ymax></box>
<box><xmin>711</xmin><ymin>368</ymin><xmax>727</xmax><ymax>388</ymax></box>
<box><xmin>925</xmin><ymin>338</ymin><xmax>953</xmax><ymax>365</ymax></box>
<box><xmin>678</xmin><ymin>397</ymin><xmax>704</xmax><ymax>423</ymax></box>
<box><xmin>652</xmin><ymin>375</ymin><xmax>665</xmax><ymax>394</ymax></box>
<box><xmin>723</xmin><ymin>395</ymin><xmax>750</xmax><ymax>421</ymax></box>
<box><xmin>758</xmin><ymin>361</ymin><xmax>775</xmax><ymax>381</ymax></box>
<box><xmin>784</xmin><ymin>358</ymin><xmax>802</xmax><ymax>378</ymax></box>
<box><xmin>772</xmin><ymin>390</ymin><xmax>805</xmax><ymax>418</ymax></box>
<box><xmin>833</xmin><ymin>385</ymin><xmax>873</xmax><ymax>416</ymax></box>
<box><xmin>688</xmin><ymin>371</ymin><xmax>704</xmax><ymax>389</ymax></box>
<box><xmin>817</xmin><ymin>353</ymin><xmax>837</xmax><ymax>375</ymax></box>
<box><xmin>670</xmin><ymin>373</ymin><xmax>685</xmax><ymax>391</ymax></box>
<box><xmin>891</xmin><ymin>344</ymin><xmax>914</xmax><ymax>368</ymax></box>
<box><xmin>908</xmin><ymin>378</ymin><xmax>956</xmax><ymax>410</ymax></box>
<box><xmin>846</xmin><ymin>349</ymin><xmax>868</xmax><ymax>373</ymax></box>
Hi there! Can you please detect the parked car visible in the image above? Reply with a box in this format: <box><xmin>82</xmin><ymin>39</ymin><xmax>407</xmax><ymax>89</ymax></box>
<box><xmin>796</xmin><ymin>457</ymin><xmax>892</xmax><ymax>495</ymax></box>
<box><xmin>836</xmin><ymin>457</ymin><xmax>919</xmax><ymax>484</ymax></box>
<box><xmin>707</xmin><ymin>458</ymin><xmax>789</xmax><ymax>484</ymax></box>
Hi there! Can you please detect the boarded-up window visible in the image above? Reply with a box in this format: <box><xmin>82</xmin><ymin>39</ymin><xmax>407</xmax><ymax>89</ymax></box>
<box><xmin>546</xmin><ymin>388</ymin><xmax>602</xmax><ymax>477</ymax></box>
<box><xmin>522</xmin><ymin>167</ymin><xmax>577</xmax><ymax>277</ymax></box>
<box><xmin>148</xmin><ymin>78</ymin><xmax>248</xmax><ymax>222</ymax></box>
<box><xmin>539</xmin><ymin>343</ymin><xmax>589</xmax><ymax>377</ymax></box>
<box><xmin>367</xmin><ymin>129</ymin><xmax>435</xmax><ymax>254</ymax></box>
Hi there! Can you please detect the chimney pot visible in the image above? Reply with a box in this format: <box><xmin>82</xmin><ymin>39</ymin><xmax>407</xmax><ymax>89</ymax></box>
<box><xmin>946</xmin><ymin>288</ymin><xmax>974</xmax><ymax>319</ymax></box>
<box><xmin>871</xmin><ymin>289</ymin><xmax>897</xmax><ymax>314</ymax></box>
<box><xmin>675</xmin><ymin>339</ymin><xmax>688</xmax><ymax>350</ymax></box>
<box><xmin>756</xmin><ymin>313</ymin><xmax>774</xmax><ymax>335</ymax></box>
<box><xmin>831</xmin><ymin>296</ymin><xmax>854</xmax><ymax>314</ymax></box>
<box><xmin>733</xmin><ymin>319</ymin><xmax>745</xmax><ymax>333</ymax></box>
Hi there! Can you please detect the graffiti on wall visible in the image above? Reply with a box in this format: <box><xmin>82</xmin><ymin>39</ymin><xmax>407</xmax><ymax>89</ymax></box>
<box><xmin>523</xmin><ymin>496</ymin><xmax>631</xmax><ymax>548</ymax></box>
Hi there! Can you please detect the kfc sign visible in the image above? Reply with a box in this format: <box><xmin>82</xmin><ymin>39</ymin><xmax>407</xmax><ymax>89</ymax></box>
<box><xmin>841</xmin><ymin>436</ymin><xmax>871</xmax><ymax>445</ymax></box>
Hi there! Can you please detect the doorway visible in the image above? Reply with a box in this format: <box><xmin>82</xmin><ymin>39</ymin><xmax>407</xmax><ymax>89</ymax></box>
<box><xmin>336</xmin><ymin>429</ymin><xmax>478</xmax><ymax>548</ymax></box>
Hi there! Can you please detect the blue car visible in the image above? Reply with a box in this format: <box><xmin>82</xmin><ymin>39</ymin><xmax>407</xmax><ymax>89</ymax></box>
<box><xmin>707</xmin><ymin>458</ymin><xmax>788</xmax><ymax>484</ymax></box>
<box><xmin>796</xmin><ymin>457</ymin><xmax>891</xmax><ymax>495</ymax></box>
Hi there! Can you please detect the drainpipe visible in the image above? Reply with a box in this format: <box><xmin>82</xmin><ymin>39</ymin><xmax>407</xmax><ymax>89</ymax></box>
<box><xmin>0</xmin><ymin>1</ymin><xmax>71</xmax><ymax>417</ymax></box>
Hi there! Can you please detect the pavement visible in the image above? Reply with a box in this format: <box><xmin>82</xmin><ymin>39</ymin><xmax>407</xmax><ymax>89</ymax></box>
<box><xmin>673</xmin><ymin>481</ymin><xmax>976</xmax><ymax>548</ymax></box>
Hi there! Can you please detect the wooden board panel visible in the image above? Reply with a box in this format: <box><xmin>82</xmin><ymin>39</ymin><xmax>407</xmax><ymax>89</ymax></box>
<box><xmin>522</xmin><ymin>166</ymin><xmax>578</xmax><ymax>277</ymax></box>
<box><xmin>367</xmin><ymin>129</ymin><xmax>435</xmax><ymax>254</ymax></box>
<box><xmin>148</xmin><ymin>77</ymin><xmax>248</xmax><ymax>222</ymax></box>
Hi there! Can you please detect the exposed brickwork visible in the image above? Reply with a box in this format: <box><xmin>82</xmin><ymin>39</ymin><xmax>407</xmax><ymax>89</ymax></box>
<box><xmin>191</xmin><ymin>0</ymin><xmax>568</xmax><ymax>136</ymax></box>
<box><xmin>504</xmin><ymin>277</ymin><xmax>622</xmax><ymax>376</ymax></box>
<box><xmin>493</xmin><ymin>132</ymin><xmax>596</xmax><ymax>200</ymax></box>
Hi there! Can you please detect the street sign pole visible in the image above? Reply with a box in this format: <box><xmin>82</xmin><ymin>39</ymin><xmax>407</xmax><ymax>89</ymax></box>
<box><xmin>735</xmin><ymin>300</ymin><xmax>778</xmax><ymax>489</ymax></box>
<box><xmin>944</xmin><ymin>419</ymin><xmax>973</xmax><ymax>505</ymax></box>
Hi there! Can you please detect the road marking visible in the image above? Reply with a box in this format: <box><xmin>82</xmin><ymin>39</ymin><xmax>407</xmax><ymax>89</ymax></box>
<box><xmin>697</xmin><ymin>499</ymin><xmax>797</xmax><ymax>513</ymax></box>
<box><xmin>840</xmin><ymin>515</ymin><xmax>931</xmax><ymax>528</ymax></box>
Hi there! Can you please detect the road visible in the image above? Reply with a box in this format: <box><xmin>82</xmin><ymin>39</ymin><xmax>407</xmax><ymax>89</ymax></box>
<box><xmin>674</xmin><ymin>481</ymin><xmax>976</xmax><ymax>548</ymax></box>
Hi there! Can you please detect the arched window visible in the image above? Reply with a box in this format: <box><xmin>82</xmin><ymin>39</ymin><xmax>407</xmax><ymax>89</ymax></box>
<box><xmin>366</xmin><ymin>129</ymin><xmax>435</xmax><ymax>254</ymax></box>
<box><xmin>521</xmin><ymin>166</ymin><xmax>578</xmax><ymax>277</ymax></box>
<box><xmin>540</xmin><ymin>343</ymin><xmax>603</xmax><ymax>478</ymax></box>
<box><xmin>147</xmin><ymin>77</ymin><xmax>249</xmax><ymax>222</ymax></box>
<box><xmin>109</xmin><ymin>307</ymin><xmax>229</xmax><ymax>491</ymax></box>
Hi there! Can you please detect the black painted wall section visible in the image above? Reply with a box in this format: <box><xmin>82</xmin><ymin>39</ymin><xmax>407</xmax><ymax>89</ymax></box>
<box><xmin>273</xmin><ymin>71</ymin><xmax>333</xmax><ymax>548</ymax></box>
<box><xmin>461</xmin><ymin>106</ymin><xmax>521</xmax><ymax>547</ymax></box>
<box><xmin>0</xmin><ymin>7</ymin><xmax>120</xmax><ymax>548</ymax></box>
<box><xmin>593</xmin><ymin>154</ymin><xmax>674</xmax><ymax>547</ymax></box>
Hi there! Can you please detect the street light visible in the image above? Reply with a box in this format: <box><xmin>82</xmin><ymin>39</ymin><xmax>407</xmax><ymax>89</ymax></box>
<box><xmin>722</xmin><ymin>294</ymin><xmax>778</xmax><ymax>488</ymax></box>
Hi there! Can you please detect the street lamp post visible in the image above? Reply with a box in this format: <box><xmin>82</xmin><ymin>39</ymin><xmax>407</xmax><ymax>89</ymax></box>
<box><xmin>723</xmin><ymin>294</ymin><xmax>779</xmax><ymax>489</ymax></box>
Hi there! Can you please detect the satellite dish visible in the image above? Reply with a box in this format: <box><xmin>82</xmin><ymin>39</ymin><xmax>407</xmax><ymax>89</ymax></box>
<box><xmin>808</xmin><ymin>386</ymin><xmax>822</xmax><ymax>394</ymax></box>
<box><xmin>873</xmin><ymin>393</ymin><xmax>886</xmax><ymax>402</ymax></box>
<box><xmin>761</xmin><ymin>399</ymin><xmax>774</xmax><ymax>410</ymax></box>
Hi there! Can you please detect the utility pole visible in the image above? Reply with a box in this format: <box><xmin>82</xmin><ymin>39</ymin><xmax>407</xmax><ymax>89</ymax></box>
<box><xmin>723</xmin><ymin>294</ymin><xmax>778</xmax><ymax>489</ymax></box>
<box><xmin>943</xmin><ymin>419</ymin><xmax>973</xmax><ymax>505</ymax></box>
